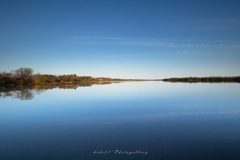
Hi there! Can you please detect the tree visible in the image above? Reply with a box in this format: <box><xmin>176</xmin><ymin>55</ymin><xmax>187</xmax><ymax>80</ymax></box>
<box><xmin>12</xmin><ymin>68</ymin><xmax>33</xmax><ymax>80</ymax></box>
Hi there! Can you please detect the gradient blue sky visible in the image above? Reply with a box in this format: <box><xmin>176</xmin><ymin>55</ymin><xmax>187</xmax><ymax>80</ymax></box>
<box><xmin>0</xmin><ymin>0</ymin><xmax>240</xmax><ymax>78</ymax></box>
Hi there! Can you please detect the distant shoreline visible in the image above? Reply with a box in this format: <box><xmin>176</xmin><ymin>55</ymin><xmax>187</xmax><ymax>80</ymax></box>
<box><xmin>163</xmin><ymin>76</ymin><xmax>240</xmax><ymax>83</ymax></box>
<box><xmin>1</xmin><ymin>68</ymin><xmax>240</xmax><ymax>86</ymax></box>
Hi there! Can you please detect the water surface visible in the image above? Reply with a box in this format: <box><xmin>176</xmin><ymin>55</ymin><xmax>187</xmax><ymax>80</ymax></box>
<box><xmin>1</xmin><ymin>82</ymin><xmax>240</xmax><ymax>160</ymax></box>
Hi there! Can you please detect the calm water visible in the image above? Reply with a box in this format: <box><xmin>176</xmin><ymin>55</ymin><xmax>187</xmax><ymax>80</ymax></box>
<box><xmin>1</xmin><ymin>82</ymin><xmax>240</xmax><ymax>160</ymax></box>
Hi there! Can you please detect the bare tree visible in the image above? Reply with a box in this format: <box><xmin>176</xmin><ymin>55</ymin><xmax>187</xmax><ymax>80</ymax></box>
<box><xmin>12</xmin><ymin>68</ymin><xmax>33</xmax><ymax>80</ymax></box>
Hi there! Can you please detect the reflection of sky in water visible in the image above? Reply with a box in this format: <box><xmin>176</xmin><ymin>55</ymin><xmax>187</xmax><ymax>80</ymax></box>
<box><xmin>1</xmin><ymin>82</ymin><xmax>240</xmax><ymax>160</ymax></box>
<box><xmin>1</xmin><ymin>82</ymin><xmax>240</xmax><ymax>126</ymax></box>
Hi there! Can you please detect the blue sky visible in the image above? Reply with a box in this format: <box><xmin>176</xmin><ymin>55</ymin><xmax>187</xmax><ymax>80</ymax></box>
<box><xmin>0</xmin><ymin>0</ymin><xmax>240</xmax><ymax>78</ymax></box>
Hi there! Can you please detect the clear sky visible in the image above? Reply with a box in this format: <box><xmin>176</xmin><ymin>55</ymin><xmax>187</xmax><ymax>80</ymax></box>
<box><xmin>0</xmin><ymin>0</ymin><xmax>240</xmax><ymax>79</ymax></box>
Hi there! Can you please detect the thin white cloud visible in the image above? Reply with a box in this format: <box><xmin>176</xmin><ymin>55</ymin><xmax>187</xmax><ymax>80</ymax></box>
<box><xmin>71</xmin><ymin>36</ymin><xmax>128</xmax><ymax>40</ymax></box>
<box><xmin>70</xmin><ymin>36</ymin><xmax>240</xmax><ymax>49</ymax></box>
<box><xmin>98</xmin><ymin>54</ymin><xmax>146</xmax><ymax>58</ymax></box>
<box><xmin>116</xmin><ymin>41</ymin><xmax>240</xmax><ymax>48</ymax></box>
<box><xmin>203</xmin><ymin>18</ymin><xmax>240</xmax><ymax>23</ymax></box>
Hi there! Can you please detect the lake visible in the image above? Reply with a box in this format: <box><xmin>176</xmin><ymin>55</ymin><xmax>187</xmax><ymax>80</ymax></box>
<box><xmin>1</xmin><ymin>81</ymin><xmax>240</xmax><ymax>160</ymax></box>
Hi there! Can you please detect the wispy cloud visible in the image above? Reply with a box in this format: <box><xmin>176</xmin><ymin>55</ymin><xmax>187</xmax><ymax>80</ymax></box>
<box><xmin>115</xmin><ymin>41</ymin><xmax>240</xmax><ymax>48</ymax></box>
<box><xmin>71</xmin><ymin>36</ymin><xmax>125</xmax><ymax>40</ymax></box>
<box><xmin>203</xmin><ymin>18</ymin><xmax>240</xmax><ymax>23</ymax></box>
<box><xmin>69</xmin><ymin>36</ymin><xmax>240</xmax><ymax>48</ymax></box>
<box><xmin>98</xmin><ymin>54</ymin><xmax>146</xmax><ymax>58</ymax></box>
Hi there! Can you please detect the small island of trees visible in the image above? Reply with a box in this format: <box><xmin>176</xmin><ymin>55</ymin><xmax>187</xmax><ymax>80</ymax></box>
<box><xmin>0</xmin><ymin>68</ymin><xmax>112</xmax><ymax>85</ymax></box>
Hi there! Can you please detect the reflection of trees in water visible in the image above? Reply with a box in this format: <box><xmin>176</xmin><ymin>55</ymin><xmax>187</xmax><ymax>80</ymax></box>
<box><xmin>0</xmin><ymin>86</ymin><xmax>36</xmax><ymax>100</ymax></box>
<box><xmin>0</xmin><ymin>82</ymin><xmax>112</xmax><ymax>100</ymax></box>
<box><xmin>14</xmin><ymin>89</ymin><xmax>34</xmax><ymax>100</ymax></box>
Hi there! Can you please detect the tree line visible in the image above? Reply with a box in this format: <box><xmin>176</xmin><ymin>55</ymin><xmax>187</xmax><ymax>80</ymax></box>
<box><xmin>163</xmin><ymin>76</ymin><xmax>240</xmax><ymax>83</ymax></box>
<box><xmin>0</xmin><ymin>68</ymin><xmax>112</xmax><ymax>85</ymax></box>
<box><xmin>1</xmin><ymin>68</ymin><xmax>239</xmax><ymax>85</ymax></box>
